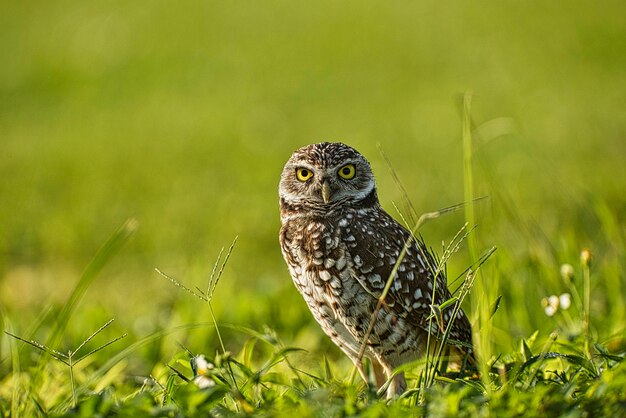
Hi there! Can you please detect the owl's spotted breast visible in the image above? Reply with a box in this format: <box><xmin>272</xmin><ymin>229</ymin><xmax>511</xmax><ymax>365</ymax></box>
<box><xmin>280</xmin><ymin>211</ymin><xmax>374</xmax><ymax>360</ymax></box>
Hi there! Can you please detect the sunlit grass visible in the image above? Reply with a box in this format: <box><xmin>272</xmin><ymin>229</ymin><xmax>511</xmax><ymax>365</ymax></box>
<box><xmin>1</xmin><ymin>217</ymin><xmax>624</xmax><ymax>416</ymax></box>
<box><xmin>5</xmin><ymin>319</ymin><xmax>126</xmax><ymax>407</ymax></box>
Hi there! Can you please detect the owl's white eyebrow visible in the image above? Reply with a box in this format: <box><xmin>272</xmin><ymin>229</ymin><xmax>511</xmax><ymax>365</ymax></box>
<box><xmin>293</xmin><ymin>163</ymin><xmax>315</xmax><ymax>170</ymax></box>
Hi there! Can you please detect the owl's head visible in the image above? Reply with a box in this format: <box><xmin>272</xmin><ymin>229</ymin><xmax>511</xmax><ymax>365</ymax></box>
<box><xmin>279</xmin><ymin>142</ymin><xmax>378</xmax><ymax>212</ymax></box>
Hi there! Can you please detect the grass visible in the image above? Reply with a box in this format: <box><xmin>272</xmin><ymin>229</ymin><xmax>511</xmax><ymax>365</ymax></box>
<box><xmin>2</xmin><ymin>216</ymin><xmax>624</xmax><ymax>416</ymax></box>
<box><xmin>1</xmin><ymin>0</ymin><xmax>626</xmax><ymax>416</ymax></box>
<box><xmin>5</xmin><ymin>319</ymin><xmax>127</xmax><ymax>408</ymax></box>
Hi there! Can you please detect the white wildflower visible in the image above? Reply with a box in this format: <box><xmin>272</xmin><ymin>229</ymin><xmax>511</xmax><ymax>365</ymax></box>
<box><xmin>548</xmin><ymin>295</ymin><xmax>560</xmax><ymax>309</ymax></box>
<box><xmin>559</xmin><ymin>293</ymin><xmax>571</xmax><ymax>310</ymax></box>
<box><xmin>191</xmin><ymin>355</ymin><xmax>215</xmax><ymax>389</ymax></box>
<box><xmin>542</xmin><ymin>295</ymin><xmax>561</xmax><ymax>317</ymax></box>
<box><xmin>194</xmin><ymin>375</ymin><xmax>216</xmax><ymax>389</ymax></box>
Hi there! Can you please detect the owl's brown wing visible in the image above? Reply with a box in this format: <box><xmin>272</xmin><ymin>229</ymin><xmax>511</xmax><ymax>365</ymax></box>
<box><xmin>345</xmin><ymin>209</ymin><xmax>473</xmax><ymax>351</ymax></box>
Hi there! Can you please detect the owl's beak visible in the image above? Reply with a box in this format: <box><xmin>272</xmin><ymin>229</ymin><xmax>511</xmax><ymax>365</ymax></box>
<box><xmin>321</xmin><ymin>181</ymin><xmax>331</xmax><ymax>203</ymax></box>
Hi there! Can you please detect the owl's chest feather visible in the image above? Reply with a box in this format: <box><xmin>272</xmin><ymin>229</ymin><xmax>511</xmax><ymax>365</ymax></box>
<box><xmin>281</xmin><ymin>215</ymin><xmax>359</xmax><ymax>295</ymax></box>
<box><xmin>282</xmin><ymin>214</ymin><xmax>381</xmax><ymax>337</ymax></box>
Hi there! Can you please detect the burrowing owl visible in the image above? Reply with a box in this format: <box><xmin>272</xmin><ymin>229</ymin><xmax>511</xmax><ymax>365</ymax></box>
<box><xmin>279</xmin><ymin>142</ymin><xmax>473</xmax><ymax>397</ymax></box>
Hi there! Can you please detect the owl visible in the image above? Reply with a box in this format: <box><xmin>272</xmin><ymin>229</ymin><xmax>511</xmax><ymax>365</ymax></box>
<box><xmin>278</xmin><ymin>142</ymin><xmax>473</xmax><ymax>397</ymax></box>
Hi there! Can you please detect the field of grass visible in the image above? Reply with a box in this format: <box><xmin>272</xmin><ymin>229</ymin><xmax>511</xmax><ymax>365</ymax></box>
<box><xmin>1</xmin><ymin>0</ymin><xmax>625</xmax><ymax>416</ymax></box>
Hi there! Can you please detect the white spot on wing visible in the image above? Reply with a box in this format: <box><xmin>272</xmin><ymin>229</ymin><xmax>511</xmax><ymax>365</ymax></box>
<box><xmin>368</xmin><ymin>273</ymin><xmax>382</xmax><ymax>286</ymax></box>
<box><xmin>336</xmin><ymin>256</ymin><xmax>347</xmax><ymax>270</ymax></box>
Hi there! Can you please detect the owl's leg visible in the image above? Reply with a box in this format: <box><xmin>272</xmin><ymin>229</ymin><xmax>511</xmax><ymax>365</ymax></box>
<box><xmin>378</xmin><ymin>362</ymin><xmax>406</xmax><ymax>399</ymax></box>
<box><xmin>386</xmin><ymin>372</ymin><xmax>407</xmax><ymax>399</ymax></box>
<box><xmin>371</xmin><ymin>360</ymin><xmax>386</xmax><ymax>387</ymax></box>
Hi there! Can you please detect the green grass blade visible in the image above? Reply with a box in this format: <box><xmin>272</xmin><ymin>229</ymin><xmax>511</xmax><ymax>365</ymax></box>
<box><xmin>46</xmin><ymin>219</ymin><xmax>138</xmax><ymax>349</ymax></box>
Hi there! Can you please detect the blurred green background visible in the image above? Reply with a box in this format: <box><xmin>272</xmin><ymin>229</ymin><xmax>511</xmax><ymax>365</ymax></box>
<box><xmin>1</xmin><ymin>0</ymin><xmax>625</xmax><ymax>373</ymax></box>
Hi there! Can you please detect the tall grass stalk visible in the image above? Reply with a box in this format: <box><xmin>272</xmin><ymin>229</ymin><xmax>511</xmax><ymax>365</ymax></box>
<box><xmin>462</xmin><ymin>92</ymin><xmax>494</xmax><ymax>391</ymax></box>
<box><xmin>156</xmin><ymin>236</ymin><xmax>239</xmax><ymax>390</ymax></box>
<box><xmin>462</xmin><ymin>94</ymin><xmax>477</xmax><ymax>265</ymax></box>
<box><xmin>208</xmin><ymin>237</ymin><xmax>238</xmax><ymax>355</ymax></box>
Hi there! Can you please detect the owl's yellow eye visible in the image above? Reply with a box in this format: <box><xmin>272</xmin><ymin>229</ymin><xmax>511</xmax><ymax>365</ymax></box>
<box><xmin>338</xmin><ymin>164</ymin><xmax>356</xmax><ymax>179</ymax></box>
<box><xmin>296</xmin><ymin>167</ymin><xmax>314</xmax><ymax>182</ymax></box>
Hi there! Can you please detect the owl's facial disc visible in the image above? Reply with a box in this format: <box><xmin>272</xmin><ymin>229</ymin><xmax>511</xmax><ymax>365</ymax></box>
<box><xmin>280</xmin><ymin>160</ymin><xmax>375</xmax><ymax>208</ymax></box>
<box><xmin>279</xmin><ymin>142</ymin><xmax>378</xmax><ymax>211</ymax></box>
